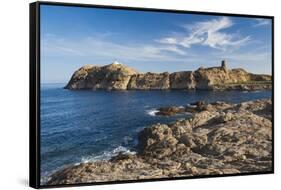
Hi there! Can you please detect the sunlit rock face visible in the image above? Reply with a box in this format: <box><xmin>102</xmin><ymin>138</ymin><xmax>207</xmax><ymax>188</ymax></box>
<box><xmin>65</xmin><ymin>61</ymin><xmax>138</xmax><ymax>90</ymax></box>
<box><xmin>65</xmin><ymin>60</ymin><xmax>271</xmax><ymax>91</ymax></box>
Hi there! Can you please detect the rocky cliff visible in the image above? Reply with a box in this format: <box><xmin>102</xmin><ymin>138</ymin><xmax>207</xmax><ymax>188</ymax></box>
<box><xmin>46</xmin><ymin>99</ymin><xmax>272</xmax><ymax>185</ymax></box>
<box><xmin>65</xmin><ymin>62</ymin><xmax>138</xmax><ymax>90</ymax></box>
<box><xmin>65</xmin><ymin>61</ymin><xmax>271</xmax><ymax>90</ymax></box>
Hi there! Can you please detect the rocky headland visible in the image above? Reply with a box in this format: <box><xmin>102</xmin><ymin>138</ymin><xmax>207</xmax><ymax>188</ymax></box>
<box><xmin>46</xmin><ymin>98</ymin><xmax>272</xmax><ymax>185</ymax></box>
<box><xmin>65</xmin><ymin>60</ymin><xmax>271</xmax><ymax>91</ymax></box>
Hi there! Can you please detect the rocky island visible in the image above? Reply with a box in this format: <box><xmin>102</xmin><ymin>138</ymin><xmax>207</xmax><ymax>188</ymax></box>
<box><xmin>46</xmin><ymin>98</ymin><xmax>272</xmax><ymax>185</ymax></box>
<box><xmin>65</xmin><ymin>60</ymin><xmax>271</xmax><ymax>91</ymax></box>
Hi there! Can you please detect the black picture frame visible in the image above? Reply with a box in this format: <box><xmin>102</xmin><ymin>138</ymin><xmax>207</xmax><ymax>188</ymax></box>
<box><xmin>29</xmin><ymin>1</ymin><xmax>274</xmax><ymax>189</ymax></box>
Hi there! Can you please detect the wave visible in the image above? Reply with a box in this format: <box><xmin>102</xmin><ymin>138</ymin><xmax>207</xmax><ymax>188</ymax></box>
<box><xmin>186</xmin><ymin>104</ymin><xmax>196</xmax><ymax>108</ymax></box>
<box><xmin>146</xmin><ymin>109</ymin><xmax>159</xmax><ymax>116</ymax></box>
<box><xmin>81</xmin><ymin>146</ymin><xmax>136</xmax><ymax>163</ymax></box>
<box><xmin>242</xmin><ymin>90</ymin><xmax>263</xmax><ymax>94</ymax></box>
<box><xmin>41</xmin><ymin>146</ymin><xmax>136</xmax><ymax>185</ymax></box>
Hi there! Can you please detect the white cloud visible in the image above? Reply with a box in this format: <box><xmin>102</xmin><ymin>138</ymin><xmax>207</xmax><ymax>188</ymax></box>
<box><xmin>42</xmin><ymin>34</ymin><xmax>270</xmax><ymax>72</ymax></box>
<box><xmin>254</xmin><ymin>18</ymin><xmax>271</xmax><ymax>27</ymax></box>
<box><xmin>157</xmin><ymin>17</ymin><xmax>250</xmax><ymax>51</ymax></box>
<box><xmin>41</xmin><ymin>35</ymin><xmax>191</xmax><ymax>63</ymax></box>
<box><xmin>41</xmin><ymin>21</ymin><xmax>270</xmax><ymax>74</ymax></box>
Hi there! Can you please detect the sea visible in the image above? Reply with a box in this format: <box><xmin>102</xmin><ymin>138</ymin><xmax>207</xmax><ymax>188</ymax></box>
<box><xmin>40</xmin><ymin>83</ymin><xmax>272</xmax><ymax>182</ymax></box>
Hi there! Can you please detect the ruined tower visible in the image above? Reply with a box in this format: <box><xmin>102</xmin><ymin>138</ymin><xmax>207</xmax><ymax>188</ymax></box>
<box><xmin>221</xmin><ymin>60</ymin><xmax>228</xmax><ymax>71</ymax></box>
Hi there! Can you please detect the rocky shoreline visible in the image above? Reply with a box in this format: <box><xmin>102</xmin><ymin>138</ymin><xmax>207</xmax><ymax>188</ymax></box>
<box><xmin>46</xmin><ymin>98</ymin><xmax>272</xmax><ymax>185</ymax></box>
<box><xmin>64</xmin><ymin>60</ymin><xmax>271</xmax><ymax>91</ymax></box>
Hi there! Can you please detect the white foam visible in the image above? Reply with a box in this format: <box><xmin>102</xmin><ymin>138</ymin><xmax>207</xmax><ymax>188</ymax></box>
<box><xmin>81</xmin><ymin>146</ymin><xmax>136</xmax><ymax>163</ymax></box>
<box><xmin>41</xmin><ymin>147</ymin><xmax>135</xmax><ymax>184</ymax></box>
<box><xmin>187</xmin><ymin>104</ymin><xmax>196</xmax><ymax>108</ymax></box>
<box><xmin>146</xmin><ymin>109</ymin><xmax>159</xmax><ymax>116</ymax></box>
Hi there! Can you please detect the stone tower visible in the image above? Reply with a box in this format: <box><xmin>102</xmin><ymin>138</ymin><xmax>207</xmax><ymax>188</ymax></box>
<box><xmin>221</xmin><ymin>60</ymin><xmax>228</xmax><ymax>71</ymax></box>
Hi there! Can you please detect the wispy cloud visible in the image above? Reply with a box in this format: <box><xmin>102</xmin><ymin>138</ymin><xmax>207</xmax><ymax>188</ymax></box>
<box><xmin>253</xmin><ymin>18</ymin><xmax>271</xmax><ymax>27</ymax></box>
<box><xmin>42</xmin><ymin>33</ymin><xmax>270</xmax><ymax>73</ymax></box>
<box><xmin>41</xmin><ymin>35</ymin><xmax>191</xmax><ymax>63</ymax></box>
<box><xmin>43</xmin><ymin>17</ymin><xmax>252</xmax><ymax>62</ymax></box>
<box><xmin>41</xmin><ymin>16</ymin><xmax>270</xmax><ymax>74</ymax></box>
<box><xmin>157</xmin><ymin>17</ymin><xmax>250</xmax><ymax>51</ymax></box>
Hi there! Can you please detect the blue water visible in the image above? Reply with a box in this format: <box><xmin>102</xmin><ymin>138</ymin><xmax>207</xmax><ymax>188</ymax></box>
<box><xmin>40</xmin><ymin>83</ymin><xmax>271</xmax><ymax>180</ymax></box>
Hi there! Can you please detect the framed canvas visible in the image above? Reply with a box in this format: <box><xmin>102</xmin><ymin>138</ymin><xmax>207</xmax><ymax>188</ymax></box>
<box><xmin>29</xmin><ymin>1</ymin><xmax>274</xmax><ymax>188</ymax></box>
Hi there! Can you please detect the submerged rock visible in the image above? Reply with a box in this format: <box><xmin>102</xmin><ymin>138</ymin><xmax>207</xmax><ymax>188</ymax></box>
<box><xmin>46</xmin><ymin>99</ymin><xmax>272</xmax><ymax>185</ymax></box>
<box><xmin>155</xmin><ymin>100</ymin><xmax>233</xmax><ymax>116</ymax></box>
<box><xmin>155</xmin><ymin>106</ymin><xmax>186</xmax><ymax>116</ymax></box>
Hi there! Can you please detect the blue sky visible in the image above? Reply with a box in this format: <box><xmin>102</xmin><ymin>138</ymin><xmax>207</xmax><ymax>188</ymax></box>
<box><xmin>40</xmin><ymin>5</ymin><xmax>272</xmax><ymax>83</ymax></box>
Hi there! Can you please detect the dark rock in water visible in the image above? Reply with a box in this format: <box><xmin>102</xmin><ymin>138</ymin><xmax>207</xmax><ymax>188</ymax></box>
<box><xmin>65</xmin><ymin>60</ymin><xmax>272</xmax><ymax>91</ymax></box>
<box><xmin>46</xmin><ymin>99</ymin><xmax>272</xmax><ymax>185</ymax></box>
<box><xmin>190</xmin><ymin>101</ymin><xmax>205</xmax><ymax>106</ymax></box>
<box><xmin>155</xmin><ymin>106</ymin><xmax>185</xmax><ymax>116</ymax></box>
<box><xmin>155</xmin><ymin>101</ymin><xmax>210</xmax><ymax>116</ymax></box>
<box><xmin>189</xmin><ymin>101</ymin><xmax>206</xmax><ymax>110</ymax></box>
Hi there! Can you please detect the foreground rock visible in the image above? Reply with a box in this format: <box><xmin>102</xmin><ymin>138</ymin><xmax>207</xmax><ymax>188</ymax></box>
<box><xmin>65</xmin><ymin>60</ymin><xmax>271</xmax><ymax>90</ymax></box>
<box><xmin>47</xmin><ymin>99</ymin><xmax>272</xmax><ymax>185</ymax></box>
<box><xmin>155</xmin><ymin>100</ymin><xmax>233</xmax><ymax>116</ymax></box>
